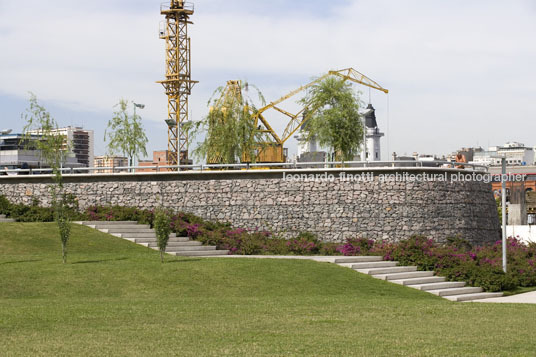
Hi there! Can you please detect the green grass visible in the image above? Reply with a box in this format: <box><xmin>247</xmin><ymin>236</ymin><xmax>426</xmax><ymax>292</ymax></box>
<box><xmin>503</xmin><ymin>286</ymin><xmax>536</xmax><ymax>297</ymax></box>
<box><xmin>1</xmin><ymin>223</ymin><xmax>536</xmax><ymax>356</ymax></box>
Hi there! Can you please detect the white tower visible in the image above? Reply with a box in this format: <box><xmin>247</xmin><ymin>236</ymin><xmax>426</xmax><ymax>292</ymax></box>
<box><xmin>362</xmin><ymin>104</ymin><xmax>384</xmax><ymax>161</ymax></box>
<box><xmin>296</xmin><ymin>132</ymin><xmax>318</xmax><ymax>157</ymax></box>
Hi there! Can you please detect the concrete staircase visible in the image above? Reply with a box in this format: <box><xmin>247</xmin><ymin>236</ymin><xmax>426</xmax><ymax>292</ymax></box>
<box><xmin>333</xmin><ymin>256</ymin><xmax>503</xmax><ymax>302</ymax></box>
<box><xmin>0</xmin><ymin>214</ymin><xmax>15</xmax><ymax>222</ymax></box>
<box><xmin>75</xmin><ymin>221</ymin><xmax>229</xmax><ymax>257</ymax></box>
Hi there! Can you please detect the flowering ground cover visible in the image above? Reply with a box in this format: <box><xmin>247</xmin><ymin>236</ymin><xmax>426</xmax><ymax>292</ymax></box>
<box><xmin>2</xmin><ymin>198</ymin><xmax>535</xmax><ymax>293</ymax></box>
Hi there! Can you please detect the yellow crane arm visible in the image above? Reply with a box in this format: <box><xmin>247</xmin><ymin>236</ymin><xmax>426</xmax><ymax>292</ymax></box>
<box><xmin>329</xmin><ymin>68</ymin><xmax>389</xmax><ymax>94</ymax></box>
<box><xmin>267</xmin><ymin>68</ymin><xmax>388</xmax><ymax>144</ymax></box>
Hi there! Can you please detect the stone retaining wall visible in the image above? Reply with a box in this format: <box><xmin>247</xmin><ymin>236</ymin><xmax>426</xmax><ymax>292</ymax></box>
<box><xmin>0</xmin><ymin>168</ymin><xmax>500</xmax><ymax>244</ymax></box>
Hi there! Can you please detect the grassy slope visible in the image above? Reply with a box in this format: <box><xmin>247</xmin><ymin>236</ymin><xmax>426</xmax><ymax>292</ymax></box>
<box><xmin>1</xmin><ymin>223</ymin><xmax>536</xmax><ymax>356</ymax></box>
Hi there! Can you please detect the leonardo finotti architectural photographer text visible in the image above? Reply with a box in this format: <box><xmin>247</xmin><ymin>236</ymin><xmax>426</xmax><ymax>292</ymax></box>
<box><xmin>282</xmin><ymin>172</ymin><xmax>525</xmax><ymax>183</ymax></box>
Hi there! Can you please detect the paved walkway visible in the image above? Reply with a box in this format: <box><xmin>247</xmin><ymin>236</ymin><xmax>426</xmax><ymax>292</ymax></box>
<box><xmin>201</xmin><ymin>255</ymin><xmax>536</xmax><ymax>304</ymax></box>
<box><xmin>473</xmin><ymin>291</ymin><xmax>536</xmax><ymax>304</ymax></box>
<box><xmin>200</xmin><ymin>255</ymin><xmax>342</xmax><ymax>262</ymax></box>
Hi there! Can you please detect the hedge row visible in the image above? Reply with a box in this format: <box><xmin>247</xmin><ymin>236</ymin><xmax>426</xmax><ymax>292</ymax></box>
<box><xmin>1</xmin><ymin>195</ymin><xmax>534</xmax><ymax>292</ymax></box>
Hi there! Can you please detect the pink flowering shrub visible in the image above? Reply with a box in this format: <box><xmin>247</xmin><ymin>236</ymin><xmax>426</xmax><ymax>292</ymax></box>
<box><xmin>337</xmin><ymin>238</ymin><xmax>375</xmax><ymax>256</ymax></box>
<box><xmin>368</xmin><ymin>235</ymin><xmax>536</xmax><ymax>292</ymax></box>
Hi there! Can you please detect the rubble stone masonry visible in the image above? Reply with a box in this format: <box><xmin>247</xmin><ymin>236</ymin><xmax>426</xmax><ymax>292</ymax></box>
<box><xmin>0</xmin><ymin>168</ymin><xmax>500</xmax><ymax>244</ymax></box>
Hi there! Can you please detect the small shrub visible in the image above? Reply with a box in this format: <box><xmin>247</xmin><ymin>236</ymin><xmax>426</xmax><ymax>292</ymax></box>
<box><xmin>264</xmin><ymin>238</ymin><xmax>290</xmax><ymax>255</ymax></box>
<box><xmin>319</xmin><ymin>243</ymin><xmax>339</xmax><ymax>256</ymax></box>
<box><xmin>0</xmin><ymin>195</ymin><xmax>11</xmax><ymax>215</ymax></box>
<box><xmin>154</xmin><ymin>209</ymin><xmax>171</xmax><ymax>263</ymax></box>
<box><xmin>84</xmin><ymin>205</ymin><xmax>153</xmax><ymax>225</ymax></box>
<box><xmin>286</xmin><ymin>233</ymin><xmax>320</xmax><ymax>255</ymax></box>
<box><xmin>336</xmin><ymin>238</ymin><xmax>375</xmax><ymax>256</ymax></box>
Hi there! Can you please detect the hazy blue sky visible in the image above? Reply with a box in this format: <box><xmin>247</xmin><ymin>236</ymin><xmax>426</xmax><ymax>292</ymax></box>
<box><xmin>1</xmin><ymin>0</ymin><xmax>535</xmax><ymax>160</ymax></box>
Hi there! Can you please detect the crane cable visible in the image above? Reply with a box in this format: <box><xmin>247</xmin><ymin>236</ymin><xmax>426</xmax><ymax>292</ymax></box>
<box><xmin>386</xmin><ymin>93</ymin><xmax>390</xmax><ymax>161</ymax></box>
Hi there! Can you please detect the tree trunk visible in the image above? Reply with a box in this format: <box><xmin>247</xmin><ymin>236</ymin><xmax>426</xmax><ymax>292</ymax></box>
<box><xmin>160</xmin><ymin>249</ymin><xmax>164</xmax><ymax>263</ymax></box>
<box><xmin>62</xmin><ymin>242</ymin><xmax>67</xmax><ymax>264</ymax></box>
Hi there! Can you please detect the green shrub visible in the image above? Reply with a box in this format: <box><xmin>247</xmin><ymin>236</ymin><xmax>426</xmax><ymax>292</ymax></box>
<box><xmin>154</xmin><ymin>209</ymin><xmax>171</xmax><ymax>263</ymax></box>
<box><xmin>84</xmin><ymin>205</ymin><xmax>153</xmax><ymax>225</ymax></box>
<box><xmin>8</xmin><ymin>203</ymin><xmax>55</xmax><ymax>222</ymax></box>
<box><xmin>286</xmin><ymin>233</ymin><xmax>321</xmax><ymax>255</ymax></box>
<box><xmin>264</xmin><ymin>238</ymin><xmax>290</xmax><ymax>255</ymax></box>
<box><xmin>0</xmin><ymin>195</ymin><xmax>12</xmax><ymax>215</ymax></box>
<box><xmin>319</xmin><ymin>243</ymin><xmax>340</xmax><ymax>256</ymax></box>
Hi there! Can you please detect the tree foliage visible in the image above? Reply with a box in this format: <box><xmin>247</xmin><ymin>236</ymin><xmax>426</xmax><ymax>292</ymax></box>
<box><xmin>105</xmin><ymin>99</ymin><xmax>148</xmax><ymax>167</ymax></box>
<box><xmin>22</xmin><ymin>93</ymin><xmax>69</xmax><ymax>182</ymax></box>
<box><xmin>188</xmin><ymin>82</ymin><xmax>267</xmax><ymax>164</ymax></box>
<box><xmin>299</xmin><ymin>76</ymin><xmax>364</xmax><ymax>161</ymax></box>
<box><xmin>21</xmin><ymin>93</ymin><xmax>72</xmax><ymax>263</ymax></box>
<box><xmin>154</xmin><ymin>209</ymin><xmax>171</xmax><ymax>263</ymax></box>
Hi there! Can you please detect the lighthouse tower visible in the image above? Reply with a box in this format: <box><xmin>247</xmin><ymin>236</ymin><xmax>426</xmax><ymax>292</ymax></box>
<box><xmin>362</xmin><ymin>104</ymin><xmax>384</xmax><ymax>161</ymax></box>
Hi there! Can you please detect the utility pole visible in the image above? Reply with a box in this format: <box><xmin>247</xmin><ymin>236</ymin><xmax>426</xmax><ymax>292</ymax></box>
<box><xmin>501</xmin><ymin>157</ymin><xmax>507</xmax><ymax>273</ymax></box>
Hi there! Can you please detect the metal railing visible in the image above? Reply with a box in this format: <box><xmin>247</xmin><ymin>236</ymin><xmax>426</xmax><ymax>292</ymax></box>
<box><xmin>0</xmin><ymin>160</ymin><xmax>489</xmax><ymax>177</ymax></box>
<box><xmin>160</xmin><ymin>2</ymin><xmax>194</xmax><ymax>12</ymax></box>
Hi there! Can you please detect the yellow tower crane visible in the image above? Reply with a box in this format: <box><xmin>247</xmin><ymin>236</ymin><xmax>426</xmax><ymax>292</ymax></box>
<box><xmin>157</xmin><ymin>1</ymin><xmax>198</xmax><ymax>168</ymax></box>
<box><xmin>250</xmin><ymin>68</ymin><xmax>389</xmax><ymax>163</ymax></box>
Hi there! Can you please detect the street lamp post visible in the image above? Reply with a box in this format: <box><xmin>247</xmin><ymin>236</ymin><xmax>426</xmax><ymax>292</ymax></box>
<box><xmin>133</xmin><ymin>102</ymin><xmax>145</xmax><ymax>117</ymax></box>
<box><xmin>501</xmin><ymin>157</ymin><xmax>507</xmax><ymax>273</ymax></box>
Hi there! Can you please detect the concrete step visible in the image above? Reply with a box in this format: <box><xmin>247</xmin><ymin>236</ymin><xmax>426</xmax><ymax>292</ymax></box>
<box><xmin>172</xmin><ymin>250</ymin><xmax>230</xmax><ymax>257</ymax></box>
<box><xmin>357</xmin><ymin>266</ymin><xmax>417</xmax><ymax>275</ymax></box>
<box><xmin>0</xmin><ymin>218</ymin><xmax>15</xmax><ymax>222</ymax></box>
<box><xmin>115</xmin><ymin>233</ymin><xmax>156</xmax><ymax>239</ymax></box>
<box><xmin>148</xmin><ymin>241</ymin><xmax>202</xmax><ymax>247</ymax></box>
<box><xmin>80</xmin><ymin>221</ymin><xmax>138</xmax><ymax>225</ymax></box>
<box><xmin>374</xmin><ymin>271</ymin><xmax>435</xmax><ymax>281</ymax></box>
<box><xmin>408</xmin><ymin>281</ymin><xmax>466</xmax><ymax>291</ymax></box>
<box><xmin>165</xmin><ymin>245</ymin><xmax>217</xmax><ymax>252</ymax></box>
<box><xmin>132</xmin><ymin>237</ymin><xmax>188</xmax><ymax>244</ymax></box>
<box><xmin>428</xmin><ymin>287</ymin><xmax>483</xmax><ymax>297</ymax></box>
<box><xmin>101</xmin><ymin>228</ymin><xmax>155</xmax><ymax>234</ymax></box>
<box><xmin>93</xmin><ymin>224</ymin><xmax>150</xmax><ymax>229</ymax></box>
<box><xmin>332</xmin><ymin>256</ymin><xmax>383</xmax><ymax>264</ymax></box>
<box><xmin>338</xmin><ymin>261</ymin><xmax>399</xmax><ymax>269</ymax></box>
<box><xmin>391</xmin><ymin>276</ymin><xmax>446</xmax><ymax>285</ymax></box>
<box><xmin>446</xmin><ymin>292</ymin><xmax>503</xmax><ymax>302</ymax></box>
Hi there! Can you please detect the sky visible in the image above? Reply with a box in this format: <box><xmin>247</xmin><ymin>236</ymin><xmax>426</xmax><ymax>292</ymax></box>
<box><xmin>0</xmin><ymin>0</ymin><xmax>535</xmax><ymax>161</ymax></box>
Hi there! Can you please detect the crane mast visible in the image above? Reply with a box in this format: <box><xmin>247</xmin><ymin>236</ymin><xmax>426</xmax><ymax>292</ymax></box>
<box><xmin>157</xmin><ymin>1</ymin><xmax>198</xmax><ymax>168</ymax></box>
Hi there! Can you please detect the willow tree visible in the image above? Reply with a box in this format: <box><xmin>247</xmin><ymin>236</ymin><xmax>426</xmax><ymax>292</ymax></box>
<box><xmin>21</xmin><ymin>93</ymin><xmax>72</xmax><ymax>263</ymax></box>
<box><xmin>299</xmin><ymin>76</ymin><xmax>364</xmax><ymax>161</ymax></box>
<box><xmin>104</xmin><ymin>99</ymin><xmax>148</xmax><ymax>168</ymax></box>
<box><xmin>188</xmin><ymin>81</ymin><xmax>267</xmax><ymax>164</ymax></box>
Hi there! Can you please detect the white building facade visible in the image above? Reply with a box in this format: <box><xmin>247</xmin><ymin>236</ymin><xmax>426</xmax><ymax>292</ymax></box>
<box><xmin>471</xmin><ymin>142</ymin><xmax>534</xmax><ymax>166</ymax></box>
<box><xmin>28</xmin><ymin>126</ymin><xmax>94</xmax><ymax>167</ymax></box>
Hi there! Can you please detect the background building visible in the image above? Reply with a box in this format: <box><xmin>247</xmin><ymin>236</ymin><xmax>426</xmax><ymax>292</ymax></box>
<box><xmin>93</xmin><ymin>156</ymin><xmax>128</xmax><ymax>173</ymax></box>
<box><xmin>471</xmin><ymin>142</ymin><xmax>534</xmax><ymax>167</ymax></box>
<box><xmin>137</xmin><ymin>151</ymin><xmax>174</xmax><ymax>172</ymax></box>
<box><xmin>0</xmin><ymin>129</ymin><xmax>82</xmax><ymax>170</ymax></box>
<box><xmin>27</xmin><ymin>126</ymin><xmax>94</xmax><ymax>167</ymax></box>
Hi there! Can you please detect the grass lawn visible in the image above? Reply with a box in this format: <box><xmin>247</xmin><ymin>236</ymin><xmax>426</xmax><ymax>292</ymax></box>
<box><xmin>1</xmin><ymin>223</ymin><xmax>536</xmax><ymax>356</ymax></box>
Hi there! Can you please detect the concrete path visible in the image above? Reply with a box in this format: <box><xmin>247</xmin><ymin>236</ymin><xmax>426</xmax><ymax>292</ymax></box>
<box><xmin>473</xmin><ymin>291</ymin><xmax>536</xmax><ymax>304</ymax></box>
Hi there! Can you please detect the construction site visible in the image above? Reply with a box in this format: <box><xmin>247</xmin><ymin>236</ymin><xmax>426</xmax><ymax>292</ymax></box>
<box><xmin>156</xmin><ymin>0</ymin><xmax>389</xmax><ymax>169</ymax></box>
